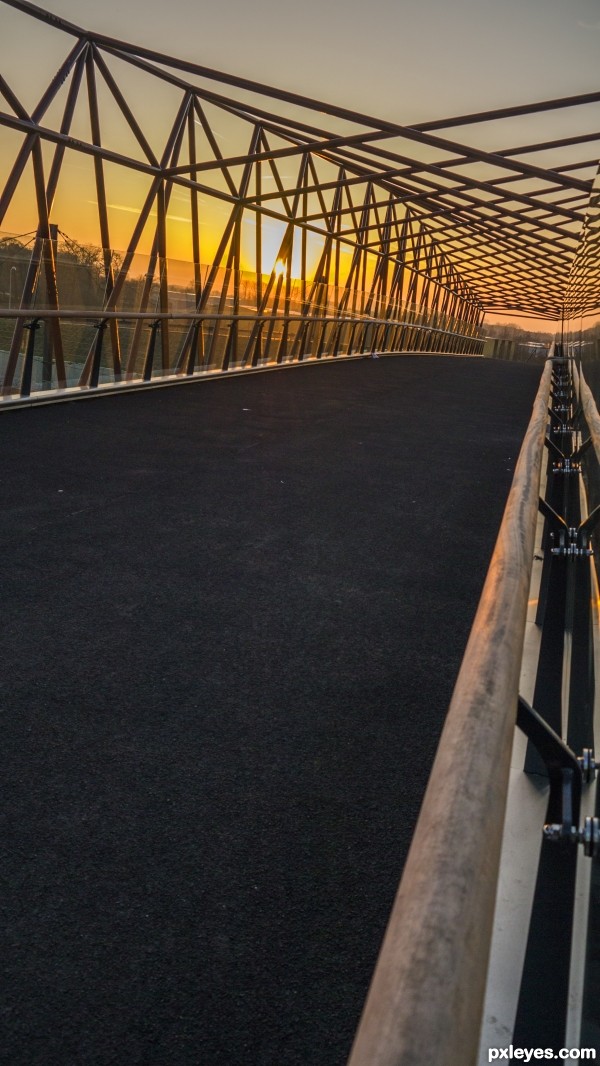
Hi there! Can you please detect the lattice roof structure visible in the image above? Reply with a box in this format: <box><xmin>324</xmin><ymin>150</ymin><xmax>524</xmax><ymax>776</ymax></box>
<box><xmin>1</xmin><ymin>0</ymin><xmax>599</xmax><ymax>341</ymax></box>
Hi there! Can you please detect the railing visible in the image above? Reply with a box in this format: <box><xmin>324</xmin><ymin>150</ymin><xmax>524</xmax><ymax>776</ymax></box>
<box><xmin>348</xmin><ymin>356</ymin><xmax>554</xmax><ymax>1066</ymax></box>
<box><xmin>0</xmin><ymin>307</ymin><xmax>484</xmax><ymax>406</ymax></box>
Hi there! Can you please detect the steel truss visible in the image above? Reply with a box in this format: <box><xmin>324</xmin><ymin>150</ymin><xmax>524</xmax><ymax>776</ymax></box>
<box><xmin>0</xmin><ymin>0</ymin><xmax>598</xmax><ymax>398</ymax></box>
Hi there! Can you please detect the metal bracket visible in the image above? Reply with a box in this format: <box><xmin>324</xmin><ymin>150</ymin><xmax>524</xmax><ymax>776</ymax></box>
<box><xmin>517</xmin><ymin>697</ymin><xmax>599</xmax><ymax>858</ymax></box>
<box><xmin>549</xmin><ymin>534</ymin><xmax>592</xmax><ymax>557</ymax></box>
<box><xmin>544</xmin><ymin>435</ymin><xmax>591</xmax><ymax>465</ymax></box>
<box><xmin>552</xmin><ymin>425</ymin><xmax>574</xmax><ymax>438</ymax></box>
<box><xmin>552</xmin><ymin>459</ymin><xmax>581</xmax><ymax>476</ymax></box>
<box><xmin>538</xmin><ymin>497</ymin><xmax>600</xmax><ymax>556</ymax></box>
<box><xmin>545</xmin><ymin>436</ymin><xmax>564</xmax><ymax>460</ymax></box>
<box><xmin>548</xmin><ymin>407</ymin><xmax>571</xmax><ymax>428</ymax></box>
<box><xmin>544</xmin><ymin>818</ymin><xmax>600</xmax><ymax>858</ymax></box>
<box><xmin>578</xmin><ymin>748</ymin><xmax>598</xmax><ymax>784</ymax></box>
<box><xmin>573</xmin><ymin>436</ymin><xmax>593</xmax><ymax>460</ymax></box>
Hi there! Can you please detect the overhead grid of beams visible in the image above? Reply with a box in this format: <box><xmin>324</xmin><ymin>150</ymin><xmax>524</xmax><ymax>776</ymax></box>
<box><xmin>564</xmin><ymin>166</ymin><xmax>600</xmax><ymax>325</ymax></box>
<box><xmin>0</xmin><ymin>0</ymin><xmax>598</xmax><ymax>397</ymax></box>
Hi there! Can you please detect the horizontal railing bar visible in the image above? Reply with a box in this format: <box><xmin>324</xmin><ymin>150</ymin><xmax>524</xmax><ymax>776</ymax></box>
<box><xmin>347</xmin><ymin>355</ymin><xmax>553</xmax><ymax>1066</ymax></box>
<box><xmin>0</xmin><ymin>308</ymin><xmax>474</xmax><ymax>330</ymax></box>
<box><xmin>0</xmin><ymin>310</ymin><xmax>480</xmax><ymax>344</ymax></box>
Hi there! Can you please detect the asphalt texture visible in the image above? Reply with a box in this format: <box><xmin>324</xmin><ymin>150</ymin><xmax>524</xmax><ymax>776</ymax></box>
<box><xmin>1</xmin><ymin>354</ymin><xmax>542</xmax><ymax>1066</ymax></box>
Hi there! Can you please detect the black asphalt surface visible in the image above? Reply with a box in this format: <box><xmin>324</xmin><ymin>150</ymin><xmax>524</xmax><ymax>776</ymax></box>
<box><xmin>1</xmin><ymin>354</ymin><xmax>541</xmax><ymax>1066</ymax></box>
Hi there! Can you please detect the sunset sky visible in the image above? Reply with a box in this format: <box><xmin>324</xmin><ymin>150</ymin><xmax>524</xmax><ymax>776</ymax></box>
<box><xmin>2</xmin><ymin>0</ymin><xmax>599</xmax><ymax>124</ymax></box>
<box><xmin>1</xmin><ymin>0</ymin><xmax>599</xmax><ymax>332</ymax></box>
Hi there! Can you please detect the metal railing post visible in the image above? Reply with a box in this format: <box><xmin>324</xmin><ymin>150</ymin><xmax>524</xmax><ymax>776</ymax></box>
<box><xmin>0</xmin><ymin>307</ymin><xmax>485</xmax><ymax>407</ymax></box>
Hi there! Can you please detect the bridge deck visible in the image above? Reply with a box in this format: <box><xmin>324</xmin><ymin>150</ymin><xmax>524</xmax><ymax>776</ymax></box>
<box><xmin>2</xmin><ymin>355</ymin><xmax>541</xmax><ymax>1066</ymax></box>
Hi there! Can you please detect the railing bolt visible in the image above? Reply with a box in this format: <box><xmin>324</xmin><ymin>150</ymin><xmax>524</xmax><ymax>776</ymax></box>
<box><xmin>543</xmin><ymin>815</ymin><xmax>600</xmax><ymax>858</ymax></box>
<box><xmin>577</xmin><ymin>748</ymin><xmax>597</xmax><ymax>783</ymax></box>
<box><xmin>580</xmin><ymin>817</ymin><xmax>600</xmax><ymax>859</ymax></box>
<box><xmin>543</xmin><ymin>823</ymin><xmax>566</xmax><ymax>843</ymax></box>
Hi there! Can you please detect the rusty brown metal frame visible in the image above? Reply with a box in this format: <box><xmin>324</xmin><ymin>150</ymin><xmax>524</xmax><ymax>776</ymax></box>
<box><xmin>0</xmin><ymin>0</ymin><xmax>597</xmax><ymax>399</ymax></box>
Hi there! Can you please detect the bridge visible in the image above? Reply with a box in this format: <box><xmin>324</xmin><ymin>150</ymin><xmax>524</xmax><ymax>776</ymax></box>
<box><xmin>1</xmin><ymin>2</ymin><xmax>600</xmax><ymax>1064</ymax></box>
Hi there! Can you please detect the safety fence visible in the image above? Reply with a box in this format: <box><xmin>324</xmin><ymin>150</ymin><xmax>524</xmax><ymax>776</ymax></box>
<box><xmin>0</xmin><ymin>306</ymin><xmax>483</xmax><ymax>406</ymax></box>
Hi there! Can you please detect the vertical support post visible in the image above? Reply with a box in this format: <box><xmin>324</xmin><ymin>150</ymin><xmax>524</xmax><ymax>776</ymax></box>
<box><xmin>20</xmin><ymin>318</ymin><xmax>41</xmax><ymax>398</ymax></box>
<box><xmin>188</xmin><ymin>108</ymin><xmax>204</xmax><ymax>373</ymax></box>
<box><xmin>156</xmin><ymin>180</ymin><xmax>170</xmax><ymax>372</ymax></box>
<box><xmin>41</xmin><ymin>222</ymin><xmax>58</xmax><ymax>388</ymax></box>
<box><xmin>32</xmin><ymin>144</ymin><xmax>66</xmax><ymax>387</ymax></box>
<box><xmin>143</xmin><ymin>319</ymin><xmax>161</xmax><ymax>381</ymax></box>
<box><xmin>86</xmin><ymin>48</ymin><xmax>121</xmax><ymax>379</ymax></box>
<box><xmin>255</xmin><ymin>155</ymin><xmax>263</xmax><ymax>366</ymax></box>
<box><xmin>301</xmin><ymin>183</ymin><xmax>307</xmax><ymax>310</ymax></box>
<box><xmin>227</xmin><ymin>210</ymin><xmax>242</xmax><ymax>367</ymax></box>
<box><xmin>89</xmin><ymin>319</ymin><xmax>108</xmax><ymax>388</ymax></box>
<box><xmin>277</xmin><ymin>240</ymin><xmax>293</xmax><ymax>364</ymax></box>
